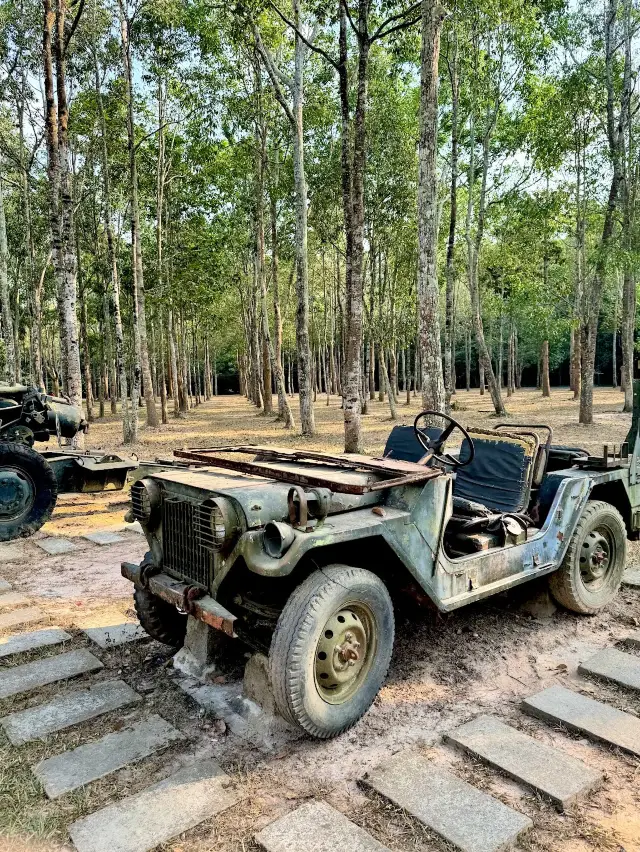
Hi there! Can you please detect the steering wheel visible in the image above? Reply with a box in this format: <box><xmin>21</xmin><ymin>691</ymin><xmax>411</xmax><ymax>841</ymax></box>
<box><xmin>413</xmin><ymin>411</ymin><xmax>475</xmax><ymax>469</ymax></box>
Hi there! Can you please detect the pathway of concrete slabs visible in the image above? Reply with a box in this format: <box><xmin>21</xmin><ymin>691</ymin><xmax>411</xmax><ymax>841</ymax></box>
<box><xmin>445</xmin><ymin>714</ymin><xmax>602</xmax><ymax>809</ymax></box>
<box><xmin>522</xmin><ymin>685</ymin><xmax>640</xmax><ymax>756</ymax></box>
<box><xmin>0</xmin><ymin>627</ymin><xmax>71</xmax><ymax>659</ymax></box>
<box><xmin>33</xmin><ymin>713</ymin><xmax>184</xmax><ymax>799</ymax></box>
<box><xmin>1</xmin><ymin>679</ymin><xmax>142</xmax><ymax>745</ymax></box>
<box><xmin>0</xmin><ymin>606</ymin><xmax>44</xmax><ymax>631</ymax></box>
<box><xmin>68</xmin><ymin>758</ymin><xmax>242</xmax><ymax>852</ymax></box>
<box><xmin>364</xmin><ymin>751</ymin><xmax>532</xmax><ymax>852</ymax></box>
<box><xmin>0</xmin><ymin>648</ymin><xmax>103</xmax><ymax>700</ymax></box>
<box><xmin>579</xmin><ymin>646</ymin><xmax>640</xmax><ymax>692</ymax></box>
<box><xmin>255</xmin><ymin>801</ymin><xmax>391</xmax><ymax>852</ymax></box>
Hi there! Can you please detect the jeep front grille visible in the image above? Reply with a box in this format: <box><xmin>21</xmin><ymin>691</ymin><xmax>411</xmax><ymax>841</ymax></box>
<box><xmin>162</xmin><ymin>496</ymin><xmax>211</xmax><ymax>589</ymax></box>
<box><xmin>130</xmin><ymin>482</ymin><xmax>148</xmax><ymax>522</ymax></box>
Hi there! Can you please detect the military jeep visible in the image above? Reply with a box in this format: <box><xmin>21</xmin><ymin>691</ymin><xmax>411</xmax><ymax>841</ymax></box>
<box><xmin>122</xmin><ymin>398</ymin><xmax>640</xmax><ymax>739</ymax></box>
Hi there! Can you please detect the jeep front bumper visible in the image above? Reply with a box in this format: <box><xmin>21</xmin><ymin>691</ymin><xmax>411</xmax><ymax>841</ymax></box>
<box><xmin>121</xmin><ymin>561</ymin><xmax>237</xmax><ymax>637</ymax></box>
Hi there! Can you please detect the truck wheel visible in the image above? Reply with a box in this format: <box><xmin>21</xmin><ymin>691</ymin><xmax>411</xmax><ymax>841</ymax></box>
<box><xmin>0</xmin><ymin>442</ymin><xmax>57</xmax><ymax>541</ymax></box>
<box><xmin>134</xmin><ymin>586</ymin><xmax>187</xmax><ymax>648</ymax></box>
<box><xmin>269</xmin><ymin>565</ymin><xmax>394</xmax><ymax>739</ymax></box>
<box><xmin>549</xmin><ymin>500</ymin><xmax>627</xmax><ymax>614</ymax></box>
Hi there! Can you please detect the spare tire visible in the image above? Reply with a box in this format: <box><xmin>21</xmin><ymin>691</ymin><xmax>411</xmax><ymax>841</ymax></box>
<box><xmin>0</xmin><ymin>442</ymin><xmax>58</xmax><ymax>541</ymax></box>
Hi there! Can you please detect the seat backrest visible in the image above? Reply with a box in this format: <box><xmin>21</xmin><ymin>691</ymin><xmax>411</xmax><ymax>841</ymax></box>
<box><xmin>383</xmin><ymin>424</ymin><xmax>442</xmax><ymax>463</ymax></box>
<box><xmin>453</xmin><ymin>428</ymin><xmax>538</xmax><ymax>513</ymax></box>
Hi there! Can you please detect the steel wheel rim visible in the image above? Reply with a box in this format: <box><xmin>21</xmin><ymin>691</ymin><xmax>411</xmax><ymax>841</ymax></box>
<box><xmin>314</xmin><ymin>602</ymin><xmax>377</xmax><ymax>705</ymax></box>
<box><xmin>579</xmin><ymin>525</ymin><xmax>615</xmax><ymax>591</ymax></box>
<box><xmin>0</xmin><ymin>466</ymin><xmax>35</xmax><ymax>522</ymax></box>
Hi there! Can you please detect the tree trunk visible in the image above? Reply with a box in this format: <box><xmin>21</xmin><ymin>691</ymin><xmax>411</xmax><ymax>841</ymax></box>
<box><xmin>0</xmin><ymin>174</ymin><xmax>16</xmax><ymax>382</ymax></box>
<box><xmin>417</xmin><ymin>1</ymin><xmax>446</xmax><ymax>414</ymax></box>
<box><xmin>119</xmin><ymin>0</ymin><xmax>158</xmax><ymax>429</ymax></box>
<box><xmin>541</xmin><ymin>339</ymin><xmax>551</xmax><ymax>397</ymax></box>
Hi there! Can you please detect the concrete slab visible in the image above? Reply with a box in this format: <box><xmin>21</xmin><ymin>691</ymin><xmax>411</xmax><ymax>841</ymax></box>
<box><xmin>255</xmin><ymin>801</ymin><xmax>391</xmax><ymax>852</ymax></box>
<box><xmin>82</xmin><ymin>531</ymin><xmax>124</xmax><ymax>546</ymax></box>
<box><xmin>0</xmin><ymin>591</ymin><xmax>30</xmax><ymax>610</ymax></box>
<box><xmin>0</xmin><ymin>578</ymin><xmax>11</xmax><ymax>593</ymax></box>
<box><xmin>523</xmin><ymin>685</ymin><xmax>640</xmax><ymax>756</ymax></box>
<box><xmin>0</xmin><ymin>648</ymin><xmax>103</xmax><ymax>700</ymax></box>
<box><xmin>445</xmin><ymin>714</ymin><xmax>602</xmax><ymax>809</ymax></box>
<box><xmin>0</xmin><ymin>606</ymin><xmax>45</xmax><ymax>632</ymax></box>
<box><xmin>82</xmin><ymin>622</ymin><xmax>147</xmax><ymax>648</ymax></box>
<box><xmin>622</xmin><ymin>567</ymin><xmax>640</xmax><ymax>588</ymax></box>
<box><xmin>365</xmin><ymin>751</ymin><xmax>532</xmax><ymax>852</ymax></box>
<box><xmin>68</xmin><ymin>758</ymin><xmax>241</xmax><ymax>852</ymax></box>
<box><xmin>33</xmin><ymin>713</ymin><xmax>183</xmax><ymax>799</ymax></box>
<box><xmin>35</xmin><ymin>537</ymin><xmax>78</xmax><ymax>556</ymax></box>
<box><xmin>0</xmin><ymin>542</ymin><xmax>26</xmax><ymax>564</ymax></box>
<box><xmin>579</xmin><ymin>647</ymin><xmax>640</xmax><ymax>692</ymax></box>
<box><xmin>0</xmin><ymin>627</ymin><xmax>71</xmax><ymax>660</ymax></box>
<box><xmin>1</xmin><ymin>679</ymin><xmax>141</xmax><ymax>745</ymax></box>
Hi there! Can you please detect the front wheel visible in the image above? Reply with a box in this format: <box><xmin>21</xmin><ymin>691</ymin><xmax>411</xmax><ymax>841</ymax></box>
<box><xmin>0</xmin><ymin>442</ymin><xmax>57</xmax><ymax>541</ymax></box>
<box><xmin>269</xmin><ymin>565</ymin><xmax>394</xmax><ymax>739</ymax></box>
<box><xmin>549</xmin><ymin>500</ymin><xmax>627</xmax><ymax>614</ymax></box>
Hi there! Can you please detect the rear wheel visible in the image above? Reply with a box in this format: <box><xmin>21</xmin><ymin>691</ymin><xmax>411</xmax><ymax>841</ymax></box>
<box><xmin>549</xmin><ymin>500</ymin><xmax>627</xmax><ymax>614</ymax></box>
<box><xmin>269</xmin><ymin>565</ymin><xmax>394</xmax><ymax>739</ymax></box>
<box><xmin>0</xmin><ymin>442</ymin><xmax>57</xmax><ymax>541</ymax></box>
<box><xmin>134</xmin><ymin>586</ymin><xmax>187</xmax><ymax>648</ymax></box>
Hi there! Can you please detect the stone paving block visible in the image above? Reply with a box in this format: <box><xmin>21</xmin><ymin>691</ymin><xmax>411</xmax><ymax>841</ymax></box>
<box><xmin>1</xmin><ymin>679</ymin><xmax>141</xmax><ymax>745</ymax></box>
<box><xmin>68</xmin><ymin>757</ymin><xmax>241</xmax><ymax>852</ymax></box>
<box><xmin>522</xmin><ymin>685</ymin><xmax>640</xmax><ymax>756</ymax></box>
<box><xmin>82</xmin><ymin>622</ymin><xmax>146</xmax><ymax>648</ymax></box>
<box><xmin>0</xmin><ymin>542</ymin><xmax>26</xmax><ymax>564</ymax></box>
<box><xmin>579</xmin><ymin>647</ymin><xmax>640</xmax><ymax>692</ymax></box>
<box><xmin>0</xmin><ymin>606</ymin><xmax>45</xmax><ymax>632</ymax></box>
<box><xmin>35</xmin><ymin>537</ymin><xmax>78</xmax><ymax>556</ymax></box>
<box><xmin>0</xmin><ymin>591</ymin><xmax>30</xmax><ymax>610</ymax></box>
<box><xmin>0</xmin><ymin>648</ymin><xmax>103</xmax><ymax>700</ymax></box>
<box><xmin>82</xmin><ymin>531</ymin><xmax>124</xmax><ymax>546</ymax></box>
<box><xmin>623</xmin><ymin>567</ymin><xmax>640</xmax><ymax>588</ymax></box>
<box><xmin>33</xmin><ymin>713</ymin><xmax>183</xmax><ymax>799</ymax></box>
<box><xmin>255</xmin><ymin>801</ymin><xmax>390</xmax><ymax>852</ymax></box>
<box><xmin>0</xmin><ymin>627</ymin><xmax>71</xmax><ymax>660</ymax></box>
<box><xmin>364</xmin><ymin>751</ymin><xmax>532</xmax><ymax>852</ymax></box>
<box><xmin>0</xmin><ymin>578</ymin><xmax>11</xmax><ymax>593</ymax></box>
<box><xmin>445</xmin><ymin>714</ymin><xmax>602</xmax><ymax>809</ymax></box>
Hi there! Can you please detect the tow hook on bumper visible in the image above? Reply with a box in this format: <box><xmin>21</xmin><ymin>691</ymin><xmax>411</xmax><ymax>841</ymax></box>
<box><xmin>121</xmin><ymin>561</ymin><xmax>237</xmax><ymax>637</ymax></box>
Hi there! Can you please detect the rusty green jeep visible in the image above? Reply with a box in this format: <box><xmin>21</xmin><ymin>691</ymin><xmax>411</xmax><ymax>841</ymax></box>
<box><xmin>122</xmin><ymin>402</ymin><xmax>640</xmax><ymax>739</ymax></box>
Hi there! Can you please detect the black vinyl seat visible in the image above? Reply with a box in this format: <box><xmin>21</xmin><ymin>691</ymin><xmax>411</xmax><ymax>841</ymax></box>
<box><xmin>383</xmin><ymin>424</ymin><xmax>442</xmax><ymax>464</ymax></box>
<box><xmin>453</xmin><ymin>428</ymin><xmax>538</xmax><ymax>514</ymax></box>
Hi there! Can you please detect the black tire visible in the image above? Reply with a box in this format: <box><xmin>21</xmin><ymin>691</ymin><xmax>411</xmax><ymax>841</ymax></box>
<box><xmin>549</xmin><ymin>500</ymin><xmax>627</xmax><ymax>614</ymax></box>
<box><xmin>134</xmin><ymin>586</ymin><xmax>187</xmax><ymax>648</ymax></box>
<box><xmin>0</xmin><ymin>442</ymin><xmax>57</xmax><ymax>542</ymax></box>
<box><xmin>269</xmin><ymin>565</ymin><xmax>394</xmax><ymax>739</ymax></box>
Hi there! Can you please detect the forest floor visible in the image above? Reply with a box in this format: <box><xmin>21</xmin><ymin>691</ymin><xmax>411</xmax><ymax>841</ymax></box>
<box><xmin>1</xmin><ymin>387</ymin><xmax>640</xmax><ymax>852</ymax></box>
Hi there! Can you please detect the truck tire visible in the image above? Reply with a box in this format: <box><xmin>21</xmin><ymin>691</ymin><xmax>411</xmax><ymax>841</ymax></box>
<box><xmin>549</xmin><ymin>500</ymin><xmax>627</xmax><ymax>614</ymax></box>
<box><xmin>269</xmin><ymin>565</ymin><xmax>394</xmax><ymax>739</ymax></box>
<box><xmin>134</xmin><ymin>586</ymin><xmax>187</xmax><ymax>648</ymax></box>
<box><xmin>0</xmin><ymin>442</ymin><xmax>57</xmax><ymax>541</ymax></box>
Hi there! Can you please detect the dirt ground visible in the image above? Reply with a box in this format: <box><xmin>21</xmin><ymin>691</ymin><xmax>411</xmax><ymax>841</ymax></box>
<box><xmin>1</xmin><ymin>387</ymin><xmax>640</xmax><ymax>852</ymax></box>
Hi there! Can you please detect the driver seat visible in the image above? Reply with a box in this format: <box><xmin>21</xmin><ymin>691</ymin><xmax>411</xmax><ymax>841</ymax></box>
<box><xmin>452</xmin><ymin>427</ymin><xmax>539</xmax><ymax>516</ymax></box>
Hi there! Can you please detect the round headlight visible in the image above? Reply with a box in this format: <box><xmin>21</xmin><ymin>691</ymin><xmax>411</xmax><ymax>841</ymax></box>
<box><xmin>198</xmin><ymin>497</ymin><xmax>240</xmax><ymax>552</ymax></box>
<box><xmin>130</xmin><ymin>478</ymin><xmax>161</xmax><ymax>525</ymax></box>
